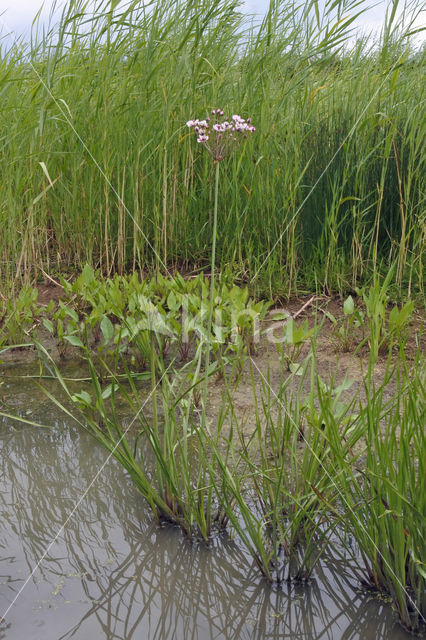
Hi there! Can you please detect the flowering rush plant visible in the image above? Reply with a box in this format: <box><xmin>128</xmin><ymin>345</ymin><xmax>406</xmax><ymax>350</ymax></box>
<box><xmin>185</xmin><ymin>108</ymin><xmax>256</xmax><ymax>412</ymax></box>
<box><xmin>186</xmin><ymin>108</ymin><xmax>256</xmax><ymax>163</ymax></box>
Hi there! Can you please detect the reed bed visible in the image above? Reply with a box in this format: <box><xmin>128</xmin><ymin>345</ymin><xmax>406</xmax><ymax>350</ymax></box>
<box><xmin>0</xmin><ymin>0</ymin><xmax>424</xmax><ymax>296</ymax></box>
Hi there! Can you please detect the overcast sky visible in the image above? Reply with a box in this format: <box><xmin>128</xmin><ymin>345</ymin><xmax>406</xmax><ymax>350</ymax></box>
<box><xmin>0</xmin><ymin>0</ymin><xmax>424</xmax><ymax>43</ymax></box>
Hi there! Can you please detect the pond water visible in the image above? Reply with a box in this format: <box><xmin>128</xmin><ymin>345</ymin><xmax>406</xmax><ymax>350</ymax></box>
<box><xmin>0</xmin><ymin>365</ymin><xmax>421</xmax><ymax>640</ymax></box>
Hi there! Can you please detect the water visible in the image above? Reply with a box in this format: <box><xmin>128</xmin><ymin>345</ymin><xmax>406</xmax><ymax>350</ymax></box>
<box><xmin>0</xmin><ymin>366</ymin><xmax>420</xmax><ymax>639</ymax></box>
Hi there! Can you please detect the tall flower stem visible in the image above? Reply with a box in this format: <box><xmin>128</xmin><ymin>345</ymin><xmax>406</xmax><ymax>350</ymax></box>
<box><xmin>202</xmin><ymin>160</ymin><xmax>220</xmax><ymax>425</ymax></box>
<box><xmin>187</xmin><ymin>109</ymin><xmax>255</xmax><ymax>428</ymax></box>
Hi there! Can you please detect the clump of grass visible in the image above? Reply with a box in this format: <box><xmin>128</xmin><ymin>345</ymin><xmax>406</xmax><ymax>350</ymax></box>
<box><xmin>36</xmin><ymin>338</ymin><xmax>228</xmax><ymax>541</ymax></box>
<box><xmin>333</xmin><ymin>346</ymin><xmax>426</xmax><ymax>632</ymax></box>
<box><xmin>0</xmin><ymin>285</ymin><xmax>43</xmax><ymax>347</ymax></box>
<box><xmin>206</xmin><ymin>352</ymin><xmax>362</xmax><ymax>583</ymax></box>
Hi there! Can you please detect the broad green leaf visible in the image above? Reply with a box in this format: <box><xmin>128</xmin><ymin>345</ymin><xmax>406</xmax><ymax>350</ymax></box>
<box><xmin>101</xmin><ymin>383</ymin><xmax>119</xmax><ymax>399</ymax></box>
<box><xmin>71</xmin><ymin>390</ymin><xmax>92</xmax><ymax>406</ymax></box>
<box><xmin>100</xmin><ymin>315</ymin><xmax>114</xmax><ymax>343</ymax></box>
<box><xmin>289</xmin><ymin>362</ymin><xmax>304</xmax><ymax>375</ymax></box>
<box><xmin>64</xmin><ymin>335</ymin><xmax>84</xmax><ymax>348</ymax></box>
<box><xmin>42</xmin><ymin>318</ymin><xmax>54</xmax><ymax>333</ymax></box>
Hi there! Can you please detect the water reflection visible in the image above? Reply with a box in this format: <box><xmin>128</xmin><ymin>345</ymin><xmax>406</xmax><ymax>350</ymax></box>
<box><xmin>0</xmin><ymin>371</ymin><xmax>416</xmax><ymax>640</ymax></box>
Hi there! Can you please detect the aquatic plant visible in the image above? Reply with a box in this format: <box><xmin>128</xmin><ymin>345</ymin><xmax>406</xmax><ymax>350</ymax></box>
<box><xmin>36</xmin><ymin>339</ymin><xmax>228</xmax><ymax>541</ymax></box>
<box><xmin>357</xmin><ymin>269</ymin><xmax>415</xmax><ymax>356</ymax></box>
<box><xmin>38</xmin><ymin>267</ymin><xmax>268</xmax><ymax>371</ymax></box>
<box><xmin>325</xmin><ymin>294</ymin><xmax>365</xmax><ymax>352</ymax></box>
<box><xmin>208</xmin><ymin>352</ymin><xmax>363</xmax><ymax>583</ymax></box>
<box><xmin>16</xmin><ymin>289</ymin><xmax>424</xmax><ymax>632</ymax></box>
<box><xmin>273</xmin><ymin>317</ymin><xmax>316</xmax><ymax>372</ymax></box>
<box><xmin>186</xmin><ymin>111</ymin><xmax>256</xmax><ymax>160</ymax></box>
<box><xmin>0</xmin><ymin>286</ymin><xmax>49</xmax><ymax>348</ymax></box>
<box><xmin>332</xmin><ymin>347</ymin><xmax>426</xmax><ymax>632</ymax></box>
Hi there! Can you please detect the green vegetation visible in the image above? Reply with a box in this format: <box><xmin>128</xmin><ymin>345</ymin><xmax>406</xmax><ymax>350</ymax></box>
<box><xmin>43</xmin><ymin>266</ymin><xmax>269</xmax><ymax>364</ymax></box>
<box><xmin>0</xmin><ymin>0</ymin><xmax>424</xmax><ymax>297</ymax></box>
<box><xmin>1</xmin><ymin>0</ymin><xmax>424</xmax><ymax>633</ymax></box>
<box><xmin>335</xmin><ymin>348</ymin><xmax>425</xmax><ymax>631</ymax></box>
<box><xmin>0</xmin><ymin>285</ymin><xmax>43</xmax><ymax>347</ymax></box>
<box><xmin>2</xmin><ymin>267</ymin><xmax>424</xmax><ymax>631</ymax></box>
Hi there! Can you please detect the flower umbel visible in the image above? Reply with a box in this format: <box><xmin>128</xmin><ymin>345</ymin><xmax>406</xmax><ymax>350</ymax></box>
<box><xmin>186</xmin><ymin>109</ymin><xmax>255</xmax><ymax>162</ymax></box>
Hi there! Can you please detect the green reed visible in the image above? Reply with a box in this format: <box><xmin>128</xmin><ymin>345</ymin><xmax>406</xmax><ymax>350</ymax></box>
<box><xmin>331</xmin><ymin>344</ymin><xmax>425</xmax><ymax>631</ymax></box>
<box><xmin>35</xmin><ymin>336</ymin><xmax>227</xmax><ymax>541</ymax></box>
<box><xmin>206</xmin><ymin>350</ymin><xmax>360</xmax><ymax>582</ymax></box>
<box><xmin>0</xmin><ymin>0</ymin><xmax>424</xmax><ymax>297</ymax></box>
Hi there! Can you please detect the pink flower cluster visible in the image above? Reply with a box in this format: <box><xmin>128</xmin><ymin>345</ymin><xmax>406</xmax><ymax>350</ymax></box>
<box><xmin>211</xmin><ymin>115</ymin><xmax>256</xmax><ymax>135</ymax></box>
<box><xmin>186</xmin><ymin>108</ymin><xmax>256</xmax><ymax>161</ymax></box>
<box><xmin>186</xmin><ymin>119</ymin><xmax>210</xmax><ymax>143</ymax></box>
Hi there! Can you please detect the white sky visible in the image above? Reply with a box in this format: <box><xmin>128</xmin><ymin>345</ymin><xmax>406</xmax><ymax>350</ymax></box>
<box><xmin>0</xmin><ymin>0</ymin><xmax>424</xmax><ymax>44</ymax></box>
